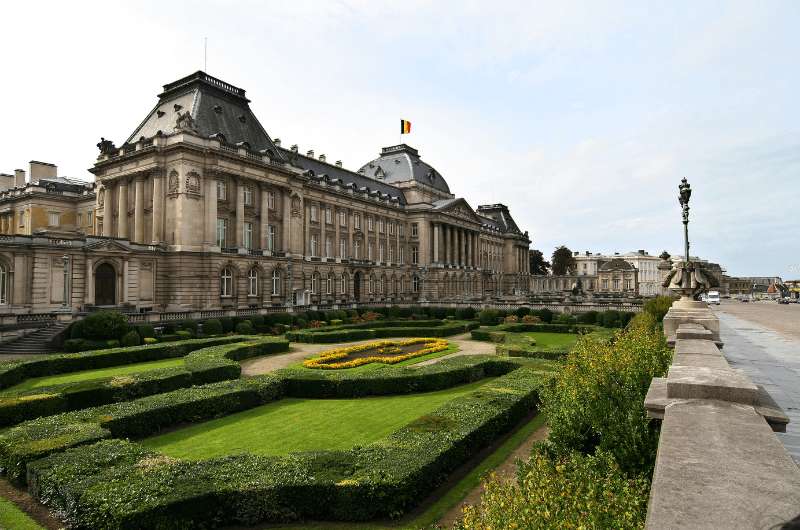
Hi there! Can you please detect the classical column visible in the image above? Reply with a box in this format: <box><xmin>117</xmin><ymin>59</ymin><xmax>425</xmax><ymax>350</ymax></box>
<box><xmin>445</xmin><ymin>225</ymin><xmax>452</xmax><ymax>265</ymax></box>
<box><xmin>432</xmin><ymin>222</ymin><xmax>440</xmax><ymax>264</ymax></box>
<box><xmin>102</xmin><ymin>182</ymin><xmax>113</xmax><ymax>237</ymax></box>
<box><xmin>117</xmin><ymin>179</ymin><xmax>128</xmax><ymax>239</ymax></box>
<box><xmin>304</xmin><ymin>202</ymin><xmax>311</xmax><ymax>255</ymax></box>
<box><xmin>151</xmin><ymin>173</ymin><xmax>164</xmax><ymax>244</ymax></box>
<box><xmin>205</xmin><ymin>176</ymin><xmax>218</xmax><ymax>247</ymax></box>
<box><xmin>472</xmin><ymin>233</ymin><xmax>478</xmax><ymax>268</ymax></box>
<box><xmin>85</xmin><ymin>257</ymin><xmax>93</xmax><ymax>304</ymax></box>
<box><xmin>235</xmin><ymin>180</ymin><xmax>245</xmax><ymax>248</ymax></box>
<box><xmin>466</xmin><ymin>231</ymin><xmax>472</xmax><ymax>268</ymax></box>
<box><xmin>334</xmin><ymin>207</ymin><xmax>340</xmax><ymax>258</ymax></box>
<box><xmin>458</xmin><ymin>229</ymin><xmax>464</xmax><ymax>266</ymax></box>
<box><xmin>260</xmin><ymin>186</ymin><xmax>270</xmax><ymax>250</ymax></box>
<box><xmin>133</xmin><ymin>177</ymin><xmax>145</xmax><ymax>243</ymax></box>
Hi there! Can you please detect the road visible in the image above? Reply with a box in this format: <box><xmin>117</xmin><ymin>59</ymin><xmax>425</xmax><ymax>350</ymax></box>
<box><xmin>713</xmin><ymin>300</ymin><xmax>800</xmax><ymax>462</ymax></box>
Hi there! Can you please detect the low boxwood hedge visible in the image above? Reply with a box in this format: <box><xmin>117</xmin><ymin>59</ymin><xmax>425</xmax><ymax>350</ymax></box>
<box><xmin>0</xmin><ymin>337</ymin><xmax>289</xmax><ymax>428</ymax></box>
<box><xmin>25</xmin><ymin>365</ymin><xmax>547</xmax><ymax>528</ymax></box>
<box><xmin>287</xmin><ymin>320</ymin><xmax>478</xmax><ymax>343</ymax></box>
<box><xmin>471</xmin><ymin>322</ymin><xmax>595</xmax><ymax>341</ymax></box>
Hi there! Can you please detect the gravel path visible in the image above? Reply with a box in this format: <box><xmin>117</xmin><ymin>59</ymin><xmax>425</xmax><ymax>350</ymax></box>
<box><xmin>240</xmin><ymin>332</ymin><xmax>496</xmax><ymax>376</ymax></box>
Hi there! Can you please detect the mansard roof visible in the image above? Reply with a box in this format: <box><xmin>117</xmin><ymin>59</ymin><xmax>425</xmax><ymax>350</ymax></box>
<box><xmin>279</xmin><ymin>147</ymin><xmax>407</xmax><ymax>205</ymax></box>
<box><xmin>476</xmin><ymin>204</ymin><xmax>523</xmax><ymax>235</ymax></box>
<box><xmin>358</xmin><ymin>144</ymin><xmax>451</xmax><ymax>194</ymax></box>
<box><xmin>125</xmin><ymin>71</ymin><xmax>285</xmax><ymax>159</ymax></box>
<box><xmin>599</xmin><ymin>258</ymin><xmax>636</xmax><ymax>272</ymax></box>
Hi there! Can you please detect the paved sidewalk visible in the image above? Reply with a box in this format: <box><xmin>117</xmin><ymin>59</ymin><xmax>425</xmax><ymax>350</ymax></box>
<box><xmin>717</xmin><ymin>311</ymin><xmax>800</xmax><ymax>463</ymax></box>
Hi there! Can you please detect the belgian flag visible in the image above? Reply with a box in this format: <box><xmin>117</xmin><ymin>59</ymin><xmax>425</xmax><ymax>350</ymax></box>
<box><xmin>400</xmin><ymin>119</ymin><xmax>412</xmax><ymax>134</ymax></box>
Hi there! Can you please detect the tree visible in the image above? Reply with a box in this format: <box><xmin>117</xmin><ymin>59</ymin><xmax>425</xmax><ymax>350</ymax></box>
<box><xmin>551</xmin><ymin>245</ymin><xmax>576</xmax><ymax>275</ymax></box>
<box><xmin>529</xmin><ymin>249</ymin><xmax>550</xmax><ymax>275</ymax></box>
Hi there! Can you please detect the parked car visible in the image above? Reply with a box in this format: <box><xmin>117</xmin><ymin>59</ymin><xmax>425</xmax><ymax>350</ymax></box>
<box><xmin>778</xmin><ymin>298</ymin><xmax>790</xmax><ymax>304</ymax></box>
<box><xmin>740</xmin><ymin>298</ymin><xmax>749</xmax><ymax>303</ymax></box>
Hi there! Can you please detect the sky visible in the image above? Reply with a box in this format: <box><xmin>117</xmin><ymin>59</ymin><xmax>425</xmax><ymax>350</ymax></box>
<box><xmin>2</xmin><ymin>1</ymin><xmax>798</xmax><ymax>279</ymax></box>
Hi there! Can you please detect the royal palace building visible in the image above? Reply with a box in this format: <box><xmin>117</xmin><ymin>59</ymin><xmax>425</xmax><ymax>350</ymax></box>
<box><xmin>0</xmin><ymin>71</ymin><xmax>531</xmax><ymax>316</ymax></box>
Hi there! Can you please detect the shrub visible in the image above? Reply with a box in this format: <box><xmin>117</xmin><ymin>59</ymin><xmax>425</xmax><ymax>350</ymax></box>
<box><xmin>135</xmin><ymin>324</ymin><xmax>156</xmax><ymax>339</ymax></box>
<box><xmin>600</xmin><ymin>310</ymin><xmax>622</xmax><ymax>328</ymax></box>
<box><xmin>531</xmin><ymin>308</ymin><xmax>553</xmax><ymax>323</ymax></box>
<box><xmin>220</xmin><ymin>317</ymin><xmax>235</xmax><ymax>333</ymax></box>
<box><xmin>294</xmin><ymin>317</ymin><xmax>308</xmax><ymax>328</ymax></box>
<box><xmin>235</xmin><ymin>320</ymin><xmax>254</xmax><ymax>334</ymax></box>
<box><xmin>68</xmin><ymin>320</ymin><xmax>85</xmax><ymax>339</ymax></box>
<box><xmin>105</xmin><ymin>340</ymin><xmax>120</xmax><ymax>348</ymax></box>
<box><xmin>555</xmin><ymin>312</ymin><xmax>577</xmax><ymax>325</ymax></box>
<box><xmin>504</xmin><ymin>315</ymin><xmax>519</xmax><ymax>323</ymax></box>
<box><xmin>541</xmin><ymin>313</ymin><xmax>671</xmax><ymax>475</ymax></box>
<box><xmin>178</xmin><ymin>320</ymin><xmax>198</xmax><ymax>335</ymax></box>
<box><xmin>269</xmin><ymin>312</ymin><xmax>293</xmax><ymax>326</ymax></box>
<box><xmin>120</xmin><ymin>331</ymin><xmax>141</xmax><ymax>347</ymax></box>
<box><xmin>80</xmin><ymin>311</ymin><xmax>130</xmax><ymax>340</ymax></box>
<box><xmin>361</xmin><ymin>311</ymin><xmax>382</xmax><ymax>321</ymax></box>
<box><xmin>175</xmin><ymin>330</ymin><xmax>192</xmax><ymax>340</ymax></box>
<box><xmin>478</xmin><ymin>309</ymin><xmax>500</xmax><ymax>326</ymax></box>
<box><xmin>143</xmin><ymin>337</ymin><xmax>158</xmax><ymax>345</ymax></box>
<box><xmin>521</xmin><ymin>314</ymin><xmax>541</xmax><ymax>323</ymax></box>
<box><xmin>577</xmin><ymin>310</ymin><xmax>598</xmax><ymax>324</ymax></box>
<box><xmin>514</xmin><ymin>306</ymin><xmax>531</xmax><ymax>318</ymax></box>
<box><xmin>250</xmin><ymin>315</ymin><xmax>265</xmax><ymax>327</ymax></box>
<box><xmin>454</xmin><ymin>307</ymin><xmax>476</xmax><ymax>320</ymax></box>
<box><xmin>644</xmin><ymin>296</ymin><xmax>673</xmax><ymax>322</ymax></box>
<box><xmin>202</xmin><ymin>319</ymin><xmax>223</xmax><ymax>336</ymax></box>
<box><xmin>456</xmin><ymin>448</ymin><xmax>649</xmax><ymax>530</ymax></box>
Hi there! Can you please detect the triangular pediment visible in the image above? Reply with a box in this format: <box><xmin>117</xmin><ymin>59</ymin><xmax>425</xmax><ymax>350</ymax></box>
<box><xmin>85</xmin><ymin>239</ymin><xmax>132</xmax><ymax>253</ymax></box>
<box><xmin>436</xmin><ymin>198</ymin><xmax>482</xmax><ymax>224</ymax></box>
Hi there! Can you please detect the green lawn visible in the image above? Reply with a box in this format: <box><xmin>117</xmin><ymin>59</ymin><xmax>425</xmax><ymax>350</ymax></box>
<box><xmin>502</xmin><ymin>332</ymin><xmax>578</xmax><ymax>351</ymax></box>
<box><xmin>142</xmin><ymin>378</ymin><xmax>492</xmax><ymax>459</ymax></box>
<box><xmin>0</xmin><ymin>496</ymin><xmax>44</xmax><ymax>530</ymax></box>
<box><xmin>1</xmin><ymin>357</ymin><xmax>186</xmax><ymax>395</ymax></box>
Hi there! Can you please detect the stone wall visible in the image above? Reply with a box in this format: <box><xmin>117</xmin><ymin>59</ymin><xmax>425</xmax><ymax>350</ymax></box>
<box><xmin>644</xmin><ymin>302</ymin><xmax>800</xmax><ymax>528</ymax></box>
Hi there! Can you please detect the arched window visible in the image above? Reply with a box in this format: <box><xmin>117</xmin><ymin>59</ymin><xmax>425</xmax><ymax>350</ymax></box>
<box><xmin>412</xmin><ymin>275</ymin><xmax>420</xmax><ymax>293</ymax></box>
<box><xmin>0</xmin><ymin>263</ymin><xmax>7</xmax><ymax>304</ymax></box>
<box><xmin>220</xmin><ymin>267</ymin><xmax>233</xmax><ymax>297</ymax></box>
<box><xmin>271</xmin><ymin>269</ymin><xmax>281</xmax><ymax>295</ymax></box>
<box><xmin>311</xmin><ymin>273</ymin><xmax>319</xmax><ymax>294</ymax></box>
<box><xmin>326</xmin><ymin>273</ymin><xmax>333</xmax><ymax>295</ymax></box>
<box><xmin>248</xmin><ymin>268</ymin><xmax>259</xmax><ymax>297</ymax></box>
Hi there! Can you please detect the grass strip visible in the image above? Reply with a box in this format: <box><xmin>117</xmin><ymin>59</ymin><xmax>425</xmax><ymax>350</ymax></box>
<box><xmin>0</xmin><ymin>495</ymin><xmax>44</xmax><ymax>530</ymax></box>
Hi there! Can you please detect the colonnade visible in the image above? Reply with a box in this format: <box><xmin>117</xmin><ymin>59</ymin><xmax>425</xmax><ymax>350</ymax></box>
<box><xmin>432</xmin><ymin>222</ymin><xmax>479</xmax><ymax>268</ymax></box>
<box><xmin>102</xmin><ymin>174</ymin><xmax>158</xmax><ymax>244</ymax></box>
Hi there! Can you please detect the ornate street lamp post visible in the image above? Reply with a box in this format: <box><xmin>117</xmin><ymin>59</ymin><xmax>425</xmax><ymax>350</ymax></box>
<box><xmin>678</xmin><ymin>177</ymin><xmax>691</xmax><ymax>262</ymax></box>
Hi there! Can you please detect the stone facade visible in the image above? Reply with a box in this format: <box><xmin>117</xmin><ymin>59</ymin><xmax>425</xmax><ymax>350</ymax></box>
<box><xmin>0</xmin><ymin>71</ymin><xmax>531</xmax><ymax>315</ymax></box>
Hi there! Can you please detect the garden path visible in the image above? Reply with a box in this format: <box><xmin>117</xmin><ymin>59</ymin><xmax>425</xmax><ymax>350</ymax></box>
<box><xmin>240</xmin><ymin>333</ymin><xmax>495</xmax><ymax>376</ymax></box>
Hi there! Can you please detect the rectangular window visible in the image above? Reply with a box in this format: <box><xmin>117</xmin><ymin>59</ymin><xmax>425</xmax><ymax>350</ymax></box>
<box><xmin>399</xmin><ymin>246</ymin><xmax>404</xmax><ymax>264</ymax></box>
<box><xmin>368</xmin><ymin>217</ymin><xmax>373</xmax><ymax>231</ymax></box>
<box><xmin>412</xmin><ymin>246</ymin><xmax>419</xmax><ymax>264</ymax></box>
<box><xmin>243</xmin><ymin>187</ymin><xmax>253</xmax><ymax>206</ymax></box>
<box><xmin>613</xmin><ymin>279</ymin><xmax>620</xmax><ymax>290</ymax></box>
<box><xmin>602</xmin><ymin>279</ymin><xmax>609</xmax><ymax>290</ymax></box>
<box><xmin>340</xmin><ymin>238</ymin><xmax>347</xmax><ymax>258</ymax></box>
<box><xmin>216</xmin><ymin>218</ymin><xmax>227</xmax><ymax>247</ymax></box>
<box><xmin>354</xmin><ymin>214</ymin><xmax>361</xmax><ymax>230</ymax></box>
<box><xmin>325</xmin><ymin>236</ymin><xmax>332</xmax><ymax>257</ymax></box>
<box><xmin>388</xmin><ymin>246</ymin><xmax>394</xmax><ymax>263</ymax></box>
<box><xmin>310</xmin><ymin>205</ymin><xmax>318</xmax><ymax>222</ymax></box>
<box><xmin>326</xmin><ymin>275</ymin><xmax>332</xmax><ymax>295</ymax></box>
<box><xmin>310</xmin><ymin>235</ymin><xmax>318</xmax><ymax>257</ymax></box>
<box><xmin>77</xmin><ymin>213</ymin><xmax>83</xmax><ymax>226</ymax></box>
<box><xmin>267</xmin><ymin>225</ymin><xmax>276</xmax><ymax>251</ymax></box>
<box><xmin>378</xmin><ymin>219</ymin><xmax>384</xmax><ymax>233</ymax></box>
<box><xmin>243</xmin><ymin>222</ymin><xmax>253</xmax><ymax>249</ymax></box>
<box><xmin>399</xmin><ymin>224</ymin><xmax>404</xmax><ymax>237</ymax></box>
<box><xmin>87</xmin><ymin>211</ymin><xmax>93</xmax><ymax>225</ymax></box>
<box><xmin>267</xmin><ymin>191</ymin><xmax>275</xmax><ymax>209</ymax></box>
<box><xmin>368</xmin><ymin>243</ymin><xmax>373</xmax><ymax>261</ymax></box>
<box><xmin>354</xmin><ymin>240</ymin><xmax>361</xmax><ymax>259</ymax></box>
<box><xmin>216</xmin><ymin>181</ymin><xmax>227</xmax><ymax>200</ymax></box>
<box><xmin>48</xmin><ymin>211</ymin><xmax>60</xmax><ymax>227</ymax></box>
<box><xmin>411</xmin><ymin>223</ymin><xmax>418</xmax><ymax>237</ymax></box>
<box><xmin>325</xmin><ymin>207</ymin><xmax>332</xmax><ymax>224</ymax></box>
<box><xmin>339</xmin><ymin>210</ymin><xmax>347</xmax><ymax>227</ymax></box>
<box><xmin>379</xmin><ymin>243</ymin><xmax>385</xmax><ymax>263</ymax></box>
<box><xmin>389</xmin><ymin>222</ymin><xmax>395</xmax><ymax>235</ymax></box>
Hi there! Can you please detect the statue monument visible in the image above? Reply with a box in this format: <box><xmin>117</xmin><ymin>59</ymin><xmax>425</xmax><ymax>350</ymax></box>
<box><xmin>661</xmin><ymin>178</ymin><xmax>721</xmax><ymax>342</ymax></box>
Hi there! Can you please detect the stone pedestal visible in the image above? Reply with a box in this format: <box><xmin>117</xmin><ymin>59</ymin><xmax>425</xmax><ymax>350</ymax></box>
<box><xmin>663</xmin><ymin>300</ymin><xmax>720</xmax><ymax>343</ymax></box>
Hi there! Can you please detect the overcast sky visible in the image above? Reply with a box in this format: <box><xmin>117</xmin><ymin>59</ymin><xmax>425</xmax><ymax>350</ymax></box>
<box><xmin>2</xmin><ymin>1</ymin><xmax>798</xmax><ymax>279</ymax></box>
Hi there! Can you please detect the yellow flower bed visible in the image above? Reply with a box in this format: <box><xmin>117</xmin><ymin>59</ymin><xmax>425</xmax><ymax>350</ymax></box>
<box><xmin>303</xmin><ymin>338</ymin><xmax>449</xmax><ymax>370</ymax></box>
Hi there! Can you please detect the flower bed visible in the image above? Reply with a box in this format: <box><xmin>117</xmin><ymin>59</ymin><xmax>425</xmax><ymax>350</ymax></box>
<box><xmin>0</xmin><ymin>337</ymin><xmax>289</xmax><ymax>427</ymax></box>
<box><xmin>287</xmin><ymin>319</ymin><xmax>478</xmax><ymax>343</ymax></box>
<box><xmin>303</xmin><ymin>338</ymin><xmax>449</xmax><ymax>369</ymax></box>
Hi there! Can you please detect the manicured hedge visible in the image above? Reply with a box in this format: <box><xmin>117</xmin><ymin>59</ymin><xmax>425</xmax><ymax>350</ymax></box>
<box><xmin>287</xmin><ymin>320</ymin><xmax>478</xmax><ymax>343</ymax></box>
<box><xmin>25</xmin><ymin>366</ymin><xmax>546</xmax><ymax>528</ymax></box>
<box><xmin>0</xmin><ymin>337</ymin><xmax>289</xmax><ymax>428</ymax></box>
<box><xmin>278</xmin><ymin>355</ymin><xmax>519</xmax><ymax>398</ymax></box>
<box><xmin>471</xmin><ymin>322</ymin><xmax>594</xmax><ymax>341</ymax></box>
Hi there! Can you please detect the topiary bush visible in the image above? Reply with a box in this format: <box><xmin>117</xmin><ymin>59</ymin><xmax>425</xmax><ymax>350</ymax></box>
<box><xmin>80</xmin><ymin>311</ymin><xmax>130</xmax><ymax>341</ymax></box>
<box><xmin>478</xmin><ymin>309</ymin><xmax>501</xmax><ymax>326</ymax></box>
<box><xmin>202</xmin><ymin>319</ymin><xmax>223</xmax><ymax>336</ymax></box>
<box><xmin>220</xmin><ymin>317</ymin><xmax>235</xmax><ymax>333</ymax></box>
<box><xmin>135</xmin><ymin>324</ymin><xmax>156</xmax><ymax>339</ymax></box>
<box><xmin>121</xmin><ymin>331</ymin><xmax>141</xmax><ymax>347</ymax></box>
<box><xmin>235</xmin><ymin>320</ymin><xmax>254</xmax><ymax>334</ymax></box>
<box><xmin>577</xmin><ymin>311</ymin><xmax>598</xmax><ymax>324</ymax></box>
<box><xmin>178</xmin><ymin>320</ymin><xmax>198</xmax><ymax>336</ymax></box>
<box><xmin>454</xmin><ymin>307</ymin><xmax>476</xmax><ymax>320</ymax></box>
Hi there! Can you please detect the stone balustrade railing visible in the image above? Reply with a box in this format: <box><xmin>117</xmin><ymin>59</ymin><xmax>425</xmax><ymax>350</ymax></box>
<box><xmin>644</xmin><ymin>301</ymin><xmax>800</xmax><ymax>528</ymax></box>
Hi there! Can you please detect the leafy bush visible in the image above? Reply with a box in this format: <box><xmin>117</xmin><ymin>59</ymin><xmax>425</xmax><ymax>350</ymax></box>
<box><xmin>202</xmin><ymin>319</ymin><xmax>223</xmax><ymax>336</ymax></box>
<box><xmin>600</xmin><ymin>310</ymin><xmax>622</xmax><ymax>328</ymax></box>
<box><xmin>521</xmin><ymin>314</ymin><xmax>541</xmax><ymax>323</ymax></box>
<box><xmin>454</xmin><ymin>307</ymin><xmax>476</xmax><ymax>320</ymax></box>
<box><xmin>456</xmin><ymin>448</ymin><xmax>649</xmax><ymax>529</ymax></box>
<box><xmin>504</xmin><ymin>315</ymin><xmax>519</xmax><ymax>323</ymax></box>
<box><xmin>531</xmin><ymin>308</ymin><xmax>553</xmax><ymax>323</ymax></box>
<box><xmin>286</xmin><ymin>320</ymin><xmax>477</xmax><ymax>343</ymax></box>
<box><xmin>514</xmin><ymin>306</ymin><xmax>531</xmax><ymax>318</ymax></box>
<box><xmin>555</xmin><ymin>312</ymin><xmax>577</xmax><ymax>325</ymax></box>
<box><xmin>135</xmin><ymin>324</ymin><xmax>156</xmax><ymax>339</ymax></box>
<box><xmin>175</xmin><ymin>330</ymin><xmax>192</xmax><ymax>340</ymax></box>
<box><xmin>120</xmin><ymin>330</ymin><xmax>141</xmax><ymax>347</ymax></box>
<box><xmin>220</xmin><ymin>317</ymin><xmax>235</xmax><ymax>333</ymax></box>
<box><xmin>24</xmin><ymin>365</ymin><xmax>546</xmax><ymax>527</ymax></box>
<box><xmin>235</xmin><ymin>320</ymin><xmax>254</xmax><ymax>334</ymax></box>
<box><xmin>80</xmin><ymin>311</ymin><xmax>130</xmax><ymax>340</ymax></box>
<box><xmin>178</xmin><ymin>320</ymin><xmax>198</xmax><ymax>335</ymax></box>
<box><xmin>541</xmin><ymin>313</ymin><xmax>671</xmax><ymax>474</ymax></box>
<box><xmin>644</xmin><ymin>296</ymin><xmax>674</xmax><ymax>322</ymax></box>
<box><xmin>478</xmin><ymin>309</ymin><xmax>501</xmax><ymax>325</ymax></box>
<box><xmin>577</xmin><ymin>310</ymin><xmax>598</xmax><ymax>324</ymax></box>
<box><xmin>143</xmin><ymin>337</ymin><xmax>158</xmax><ymax>344</ymax></box>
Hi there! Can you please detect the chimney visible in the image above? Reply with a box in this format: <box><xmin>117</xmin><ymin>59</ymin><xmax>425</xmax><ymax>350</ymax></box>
<box><xmin>0</xmin><ymin>174</ymin><xmax>14</xmax><ymax>192</ymax></box>
<box><xmin>335</xmin><ymin>160</ymin><xmax>342</xmax><ymax>167</ymax></box>
<box><xmin>14</xmin><ymin>169</ymin><xmax>26</xmax><ymax>187</ymax></box>
<box><xmin>273</xmin><ymin>138</ymin><xmax>281</xmax><ymax>147</ymax></box>
<box><xmin>29</xmin><ymin>161</ymin><xmax>57</xmax><ymax>184</ymax></box>
<box><xmin>638</xmin><ymin>249</ymin><xmax>646</xmax><ymax>255</ymax></box>
<box><xmin>306</xmin><ymin>150</ymin><xmax>314</xmax><ymax>158</ymax></box>
<box><xmin>319</xmin><ymin>154</ymin><xmax>326</xmax><ymax>162</ymax></box>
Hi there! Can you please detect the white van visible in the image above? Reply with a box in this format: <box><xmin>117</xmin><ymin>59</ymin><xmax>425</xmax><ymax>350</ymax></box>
<box><xmin>707</xmin><ymin>290</ymin><xmax>720</xmax><ymax>305</ymax></box>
